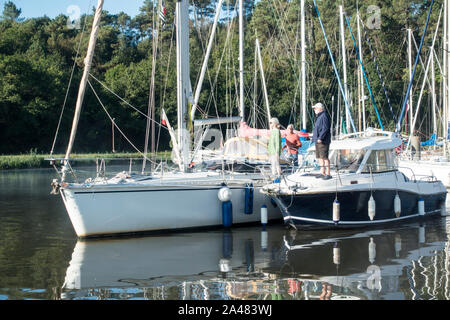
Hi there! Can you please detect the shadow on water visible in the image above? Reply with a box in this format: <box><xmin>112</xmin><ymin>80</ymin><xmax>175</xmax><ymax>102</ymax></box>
<box><xmin>0</xmin><ymin>169</ymin><xmax>450</xmax><ymax>300</ymax></box>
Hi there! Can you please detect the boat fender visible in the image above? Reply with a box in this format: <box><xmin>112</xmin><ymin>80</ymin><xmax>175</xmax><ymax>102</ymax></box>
<box><xmin>395</xmin><ymin>234</ymin><xmax>402</xmax><ymax>258</ymax></box>
<box><xmin>261</xmin><ymin>229</ymin><xmax>268</xmax><ymax>251</ymax></box>
<box><xmin>222</xmin><ymin>230</ymin><xmax>233</xmax><ymax>258</ymax></box>
<box><xmin>368</xmin><ymin>195</ymin><xmax>376</xmax><ymax>221</ymax></box>
<box><xmin>418</xmin><ymin>197</ymin><xmax>425</xmax><ymax>216</ymax></box>
<box><xmin>219</xmin><ymin>258</ymin><xmax>232</xmax><ymax>273</ymax></box>
<box><xmin>261</xmin><ymin>205</ymin><xmax>268</xmax><ymax>226</ymax></box>
<box><xmin>244</xmin><ymin>183</ymin><xmax>254</xmax><ymax>215</ymax></box>
<box><xmin>333</xmin><ymin>243</ymin><xmax>340</xmax><ymax>265</ymax></box>
<box><xmin>222</xmin><ymin>201</ymin><xmax>233</xmax><ymax>228</ymax></box>
<box><xmin>394</xmin><ymin>194</ymin><xmax>401</xmax><ymax>218</ymax></box>
<box><xmin>218</xmin><ymin>187</ymin><xmax>232</xmax><ymax>202</ymax></box>
<box><xmin>369</xmin><ymin>237</ymin><xmax>376</xmax><ymax>263</ymax></box>
<box><xmin>333</xmin><ymin>199</ymin><xmax>340</xmax><ymax>225</ymax></box>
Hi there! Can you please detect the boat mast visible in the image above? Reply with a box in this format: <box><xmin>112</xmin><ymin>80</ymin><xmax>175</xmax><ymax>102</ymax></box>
<box><xmin>357</xmin><ymin>11</ymin><xmax>366</xmax><ymax>132</ymax></box>
<box><xmin>239</xmin><ymin>0</ymin><xmax>245</xmax><ymax>120</ymax></box>
<box><xmin>62</xmin><ymin>0</ymin><xmax>104</xmax><ymax>181</ymax></box>
<box><xmin>339</xmin><ymin>5</ymin><xmax>350</xmax><ymax>133</ymax></box>
<box><xmin>176</xmin><ymin>0</ymin><xmax>191</xmax><ymax>172</ymax></box>
<box><xmin>443</xmin><ymin>0</ymin><xmax>448</xmax><ymax>156</ymax></box>
<box><xmin>447</xmin><ymin>0</ymin><xmax>450</xmax><ymax>155</ymax></box>
<box><xmin>408</xmin><ymin>28</ymin><xmax>413</xmax><ymax>135</ymax></box>
<box><xmin>431</xmin><ymin>47</ymin><xmax>437</xmax><ymax>149</ymax></box>
<box><xmin>301</xmin><ymin>0</ymin><xmax>307</xmax><ymax>130</ymax></box>
<box><xmin>255</xmin><ymin>38</ymin><xmax>271</xmax><ymax>122</ymax></box>
<box><xmin>142</xmin><ymin>0</ymin><xmax>162</xmax><ymax>174</ymax></box>
<box><xmin>191</xmin><ymin>0</ymin><xmax>224</xmax><ymax>120</ymax></box>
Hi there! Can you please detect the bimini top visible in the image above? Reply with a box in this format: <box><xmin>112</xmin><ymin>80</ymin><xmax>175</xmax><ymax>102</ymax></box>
<box><xmin>308</xmin><ymin>130</ymin><xmax>402</xmax><ymax>152</ymax></box>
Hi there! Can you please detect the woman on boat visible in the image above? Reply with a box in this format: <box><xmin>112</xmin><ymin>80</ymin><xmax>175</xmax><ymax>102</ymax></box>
<box><xmin>268</xmin><ymin>117</ymin><xmax>282</xmax><ymax>180</ymax></box>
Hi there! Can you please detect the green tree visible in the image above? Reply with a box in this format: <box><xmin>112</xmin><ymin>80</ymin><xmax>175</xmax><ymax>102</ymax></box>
<box><xmin>1</xmin><ymin>1</ymin><xmax>22</xmax><ymax>21</ymax></box>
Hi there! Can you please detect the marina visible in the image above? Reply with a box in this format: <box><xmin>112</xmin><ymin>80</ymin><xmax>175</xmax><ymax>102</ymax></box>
<box><xmin>1</xmin><ymin>168</ymin><xmax>450</xmax><ymax>300</ymax></box>
<box><xmin>1</xmin><ymin>0</ymin><xmax>450</xmax><ymax>302</ymax></box>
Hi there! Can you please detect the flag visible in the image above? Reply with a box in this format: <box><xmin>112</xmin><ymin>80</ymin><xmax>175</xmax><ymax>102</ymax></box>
<box><xmin>161</xmin><ymin>109</ymin><xmax>168</xmax><ymax>127</ymax></box>
<box><xmin>159</xmin><ymin>1</ymin><xmax>166</xmax><ymax>25</ymax></box>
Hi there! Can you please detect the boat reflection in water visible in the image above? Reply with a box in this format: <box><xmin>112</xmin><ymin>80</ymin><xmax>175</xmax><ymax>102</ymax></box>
<box><xmin>62</xmin><ymin>218</ymin><xmax>450</xmax><ymax>300</ymax></box>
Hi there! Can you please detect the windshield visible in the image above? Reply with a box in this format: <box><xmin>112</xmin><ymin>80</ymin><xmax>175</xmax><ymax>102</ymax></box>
<box><xmin>362</xmin><ymin>149</ymin><xmax>397</xmax><ymax>173</ymax></box>
<box><xmin>330</xmin><ymin>149</ymin><xmax>367</xmax><ymax>172</ymax></box>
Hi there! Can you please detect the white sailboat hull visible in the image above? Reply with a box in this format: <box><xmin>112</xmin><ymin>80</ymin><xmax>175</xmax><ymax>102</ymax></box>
<box><xmin>60</xmin><ymin>174</ymin><xmax>281</xmax><ymax>237</ymax></box>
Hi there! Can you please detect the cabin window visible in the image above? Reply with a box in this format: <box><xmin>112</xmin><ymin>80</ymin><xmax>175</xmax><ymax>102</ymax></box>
<box><xmin>330</xmin><ymin>149</ymin><xmax>367</xmax><ymax>172</ymax></box>
<box><xmin>362</xmin><ymin>149</ymin><xmax>396</xmax><ymax>173</ymax></box>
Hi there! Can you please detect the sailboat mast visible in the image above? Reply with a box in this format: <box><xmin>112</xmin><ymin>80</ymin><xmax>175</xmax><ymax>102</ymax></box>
<box><xmin>62</xmin><ymin>0</ymin><xmax>104</xmax><ymax>181</ymax></box>
<box><xmin>357</xmin><ymin>12</ymin><xmax>366</xmax><ymax>132</ymax></box>
<box><xmin>443</xmin><ymin>0</ymin><xmax>447</xmax><ymax>156</ymax></box>
<box><xmin>447</xmin><ymin>0</ymin><xmax>450</xmax><ymax>151</ymax></box>
<box><xmin>256</xmin><ymin>38</ymin><xmax>271</xmax><ymax>122</ymax></box>
<box><xmin>339</xmin><ymin>5</ymin><xmax>350</xmax><ymax>133</ymax></box>
<box><xmin>191</xmin><ymin>0</ymin><xmax>224</xmax><ymax>120</ymax></box>
<box><xmin>408</xmin><ymin>28</ymin><xmax>413</xmax><ymax>135</ymax></box>
<box><xmin>239</xmin><ymin>0</ymin><xmax>245</xmax><ymax>120</ymax></box>
<box><xmin>431</xmin><ymin>49</ymin><xmax>437</xmax><ymax>143</ymax></box>
<box><xmin>143</xmin><ymin>0</ymin><xmax>162</xmax><ymax>174</ymax></box>
<box><xmin>301</xmin><ymin>0</ymin><xmax>307</xmax><ymax>130</ymax></box>
<box><xmin>176</xmin><ymin>0</ymin><xmax>191</xmax><ymax>172</ymax></box>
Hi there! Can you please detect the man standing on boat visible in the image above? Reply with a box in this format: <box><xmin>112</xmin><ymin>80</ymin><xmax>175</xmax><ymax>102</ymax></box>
<box><xmin>312</xmin><ymin>103</ymin><xmax>332</xmax><ymax>180</ymax></box>
<box><xmin>268</xmin><ymin>117</ymin><xmax>282</xmax><ymax>180</ymax></box>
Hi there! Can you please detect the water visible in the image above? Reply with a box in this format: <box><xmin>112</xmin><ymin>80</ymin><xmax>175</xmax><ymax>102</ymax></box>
<box><xmin>1</xmin><ymin>169</ymin><xmax>450</xmax><ymax>300</ymax></box>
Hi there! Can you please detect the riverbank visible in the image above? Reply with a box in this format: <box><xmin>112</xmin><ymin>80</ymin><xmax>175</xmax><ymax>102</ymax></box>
<box><xmin>0</xmin><ymin>151</ymin><xmax>171</xmax><ymax>170</ymax></box>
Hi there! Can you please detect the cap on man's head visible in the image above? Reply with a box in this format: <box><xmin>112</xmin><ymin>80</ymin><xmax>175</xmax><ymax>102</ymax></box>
<box><xmin>287</xmin><ymin>124</ymin><xmax>294</xmax><ymax>129</ymax></box>
<box><xmin>270</xmin><ymin>117</ymin><xmax>279</xmax><ymax>125</ymax></box>
<box><xmin>312</xmin><ymin>102</ymin><xmax>324</xmax><ymax>110</ymax></box>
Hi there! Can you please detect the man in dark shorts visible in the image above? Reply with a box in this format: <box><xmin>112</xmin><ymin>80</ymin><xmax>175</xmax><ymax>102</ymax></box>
<box><xmin>312</xmin><ymin>103</ymin><xmax>332</xmax><ymax>180</ymax></box>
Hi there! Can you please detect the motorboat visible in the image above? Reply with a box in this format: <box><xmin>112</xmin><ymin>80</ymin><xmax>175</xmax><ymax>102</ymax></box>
<box><xmin>261</xmin><ymin>130</ymin><xmax>447</xmax><ymax>227</ymax></box>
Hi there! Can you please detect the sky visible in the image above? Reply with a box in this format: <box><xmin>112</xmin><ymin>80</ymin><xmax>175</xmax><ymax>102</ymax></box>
<box><xmin>0</xmin><ymin>0</ymin><xmax>144</xmax><ymax>19</ymax></box>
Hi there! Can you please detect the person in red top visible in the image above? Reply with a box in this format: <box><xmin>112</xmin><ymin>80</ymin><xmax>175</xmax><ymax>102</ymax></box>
<box><xmin>283</xmin><ymin>124</ymin><xmax>302</xmax><ymax>165</ymax></box>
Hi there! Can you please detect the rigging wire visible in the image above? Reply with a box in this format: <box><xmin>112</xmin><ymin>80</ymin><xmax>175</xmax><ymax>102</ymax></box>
<box><xmin>87</xmin><ymin>80</ymin><xmax>158</xmax><ymax>166</ymax></box>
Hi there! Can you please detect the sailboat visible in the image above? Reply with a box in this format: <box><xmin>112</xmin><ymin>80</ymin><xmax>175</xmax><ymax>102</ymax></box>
<box><xmin>397</xmin><ymin>0</ymin><xmax>450</xmax><ymax>188</ymax></box>
<box><xmin>51</xmin><ymin>0</ymin><xmax>282</xmax><ymax>238</ymax></box>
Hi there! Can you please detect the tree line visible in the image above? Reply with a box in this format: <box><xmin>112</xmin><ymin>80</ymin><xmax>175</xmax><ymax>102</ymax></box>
<box><xmin>0</xmin><ymin>0</ymin><xmax>444</xmax><ymax>155</ymax></box>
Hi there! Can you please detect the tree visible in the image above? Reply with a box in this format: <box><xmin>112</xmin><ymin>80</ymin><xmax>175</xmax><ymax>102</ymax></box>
<box><xmin>1</xmin><ymin>1</ymin><xmax>22</xmax><ymax>21</ymax></box>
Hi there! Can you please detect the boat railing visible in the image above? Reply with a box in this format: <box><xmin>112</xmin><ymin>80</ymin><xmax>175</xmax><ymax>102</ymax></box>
<box><xmin>335</xmin><ymin>128</ymin><xmax>399</xmax><ymax>141</ymax></box>
<box><xmin>47</xmin><ymin>156</ymin><xmax>174</xmax><ymax>184</ymax></box>
<box><xmin>396</xmin><ymin>165</ymin><xmax>440</xmax><ymax>183</ymax></box>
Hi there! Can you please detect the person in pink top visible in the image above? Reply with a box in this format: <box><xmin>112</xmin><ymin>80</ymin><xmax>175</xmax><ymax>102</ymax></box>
<box><xmin>283</xmin><ymin>124</ymin><xmax>302</xmax><ymax>165</ymax></box>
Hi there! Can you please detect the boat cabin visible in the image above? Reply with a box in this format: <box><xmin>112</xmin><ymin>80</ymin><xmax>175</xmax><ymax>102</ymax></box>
<box><xmin>304</xmin><ymin>131</ymin><xmax>402</xmax><ymax>174</ymax></box>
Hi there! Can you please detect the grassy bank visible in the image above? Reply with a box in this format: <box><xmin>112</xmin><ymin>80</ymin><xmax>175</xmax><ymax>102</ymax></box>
<box><xmin>0</xmin><ymin>151</ymin><xmax>171</xmax><ymax>170</ymax></box>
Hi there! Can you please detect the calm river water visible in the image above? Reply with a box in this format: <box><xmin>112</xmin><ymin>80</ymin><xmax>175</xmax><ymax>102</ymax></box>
<box><xmin>1</xmin><ymin>168</ymin><xmax>450</xmax><ymax>300</ymax></box>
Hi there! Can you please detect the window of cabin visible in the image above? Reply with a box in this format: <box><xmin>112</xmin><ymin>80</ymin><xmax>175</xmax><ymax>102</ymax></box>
<box><xmin>362</xmin><ymin>149</ymin><xmax>396</xmax><ymax>173</ymax></box>
<box><xmin>330</xmin><ymin>149</ymin><xmax>367</xmax><ymax>172</ymax></box>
